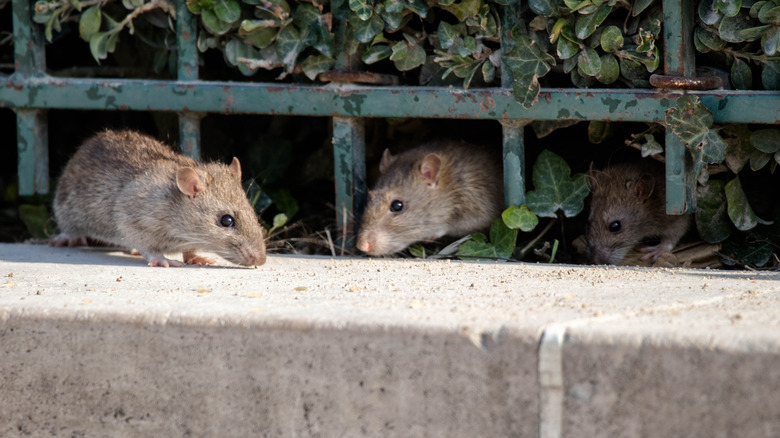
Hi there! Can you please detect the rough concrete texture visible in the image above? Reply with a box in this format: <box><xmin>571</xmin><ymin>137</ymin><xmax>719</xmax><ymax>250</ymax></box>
<box><xmin>0</xmin><ymin>242</ymin><xmax>778</xmax><ymax>437</ymax></box>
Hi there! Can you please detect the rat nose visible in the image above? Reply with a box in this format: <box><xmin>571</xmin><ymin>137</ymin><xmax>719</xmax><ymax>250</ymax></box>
<box><xmin>356</xmin><ymin>239</ymin><xmax>371</xmax><ymax>253</ymax></box>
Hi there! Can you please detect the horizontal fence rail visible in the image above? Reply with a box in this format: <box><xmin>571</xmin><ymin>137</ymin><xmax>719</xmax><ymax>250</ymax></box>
<box><xmin>1</xmin><ymin>77</ymin><xmax>779</xmax><ymax>123</ymax></box>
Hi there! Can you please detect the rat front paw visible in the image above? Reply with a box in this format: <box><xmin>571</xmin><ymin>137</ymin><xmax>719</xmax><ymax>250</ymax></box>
<box><xmin>639</xmin><ymin>242</ymin><xmax>674</xmax><ymax>262</ymax></box>
<box><xmin>147</xmin><ymin>255</ymin><xmax>185</xmax><ymax>268</ymax></box>
<box><xmin>49</xmin><ymin>233</ymin><xmax>89</xmax><ymax>247</ymax></box>
<box><xmin>183</xmin><ymin>251</ymin><xmax>216</xmax><ymax>266</ymax></box>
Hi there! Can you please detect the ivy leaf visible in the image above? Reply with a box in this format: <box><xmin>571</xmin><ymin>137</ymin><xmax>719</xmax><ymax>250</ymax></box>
<box><xmin>695</xmin><ymin>179</ymin><xmax>732</xmax><ymax>243</ymax></box>
<box><xmin>640</xmin><ymin>134</ymin><xmax>664</xmax><ymax>157</ymax></box>
<box><xmin>362</xmin><ymin>44</ymin><xmax>392</xmax><ymax>64</ymax></box>
<box><xmin>300</xmin><ymin>54</ymin><xmax>334</xmax><ymax>80</ymax></box>
<box><xmin>440</xmin><ymin>0</ymin><xmax>481</xmax><ymax>21</ymax></box>
<box><xmin>721</xmin><ymin>237</ymin><xmax>774</xmax><ymax>267</ymax></box>
<box><xmin>349</xmin><ymin>13</ymin><xmax>383</xmax><ymax>43</ymax></box>
<box><xmin>503</xmin><ymin>34</ymin><xmax>555</xmax><ymax>108</ymax></box>
<box><xmin>574</xmin><ymin>5</ymin><xmax>612</xmax><ymax>40</ymax></box>
<box><xmin>525</xmin><ymin>150</ymin><xmax>591</xmax><ymax>218</ymax></box>
<box><xmin>502</xmin><ymin>205</ymin><xmax>539</xmax><ymax>232</ymax></box>
<box><xmin>529</xmin><ymin>0</ymin><xmax>560</xmax><ymax>17</ymax></box>
<box><xmin>349</xmin><ymin>0</ymin><xmax>374</xmax><ymax>20</ymax></box>
<box><xmin>438</xmin><ymin>21</ymin><xmax>462</xmax><ymax>49</ymax></box>
<box><xmin>725</xmin><ymin>177</ymin><xmax>773</xmax><ymax>231</ymax></box>
<box><xmin>457</xmin><ymin>219</ymin><xmax>517</xmax><ymax>260</ymax></box>
<box><xmin>666</xmin><ymin>95</ymin><xmax>713</xmax><ymax>146</ymax></box>
<box><xmin>390</xmin><ymin>35</ymin><xmax>426</xmax><ymax>71</ymax></box>
<box><xmin>722</xmin><ymin>124</ymin><xmax>753</xmax><ymax>173</ymax></box>
<box><xmin>276</xmin><ymin>25</ymin><xmax>308</xmax><ymax>72</ymax></box>
<box><xmin>79</xmin><ymin>6</ymin><xmax>102</xmax><ymax>43</ymax></box>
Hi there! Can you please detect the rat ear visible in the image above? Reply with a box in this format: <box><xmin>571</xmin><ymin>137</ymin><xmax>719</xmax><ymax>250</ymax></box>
<box><xmin>379</xmin><ymin>149</ymin><xmax>395</xmax><ymax>174</ymax></box>
<box><xmin>628</xmin><ymin>174</ymin><xmax>655</xmax><ymax>200</ymax></box>
<box><xmin>420</xmin><ymin>153</ymin><xmax>442</xmax><ymax>187</ymax></box>
<box><xmin>229</xmin><ymin>157</ymin><xmax>242</xmax><ymax>180</ymax></box>
<box><xmin>177</xmin><ymin>167</ymin><xmax>205</xmax><ymax>199</ymax></box>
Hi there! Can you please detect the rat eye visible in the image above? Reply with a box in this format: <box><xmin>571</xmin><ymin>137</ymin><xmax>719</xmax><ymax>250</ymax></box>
<box><xmin>608</xmin><ymin>221</ymin><xmax>621</xmax><ymax>233</ymax></box>
<box><xmin>389</xmin><ymin>200</ymin><xmax>404</xmax><ymax>213</ymax></box>
<box><xmin>220</xmin><ymin>214</ymin><xmax>235</xmax><ymax>228</ymax></box>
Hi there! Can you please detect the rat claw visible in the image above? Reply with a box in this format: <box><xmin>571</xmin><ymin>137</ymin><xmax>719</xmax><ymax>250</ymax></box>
<box><xmin>147</xmin><ymin>256</ymin><xmax>184</xmax><ymax>268</ymax></box>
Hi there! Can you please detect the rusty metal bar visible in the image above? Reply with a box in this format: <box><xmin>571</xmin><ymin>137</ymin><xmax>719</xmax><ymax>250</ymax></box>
<box><xmin>12</xmin><ymin>0</ymin><xmax>48</xmax><ymax>196</ymax></box>
<box><xmin>175</xmin><ymin>1</ymin><xmax>202</xmax><ymax>158</ymax></box>
<box><xmin>665</xmin><ymin>130</ymin><xmax>696</xmax><ymax>214</ymax></box>
<box><xmin>500</xmin><ymin>0</ymin><xmax>527</xmax><ymax>208</ymax></box>
<box><xmin>660</xmin><ymin>0</ymin><xmax>697</xmax><ymax>214</ymax></box>
<box><xmin>332</xmin><ymin>117</ymin><xmax>366</xmax><ymax>248</ymax></box>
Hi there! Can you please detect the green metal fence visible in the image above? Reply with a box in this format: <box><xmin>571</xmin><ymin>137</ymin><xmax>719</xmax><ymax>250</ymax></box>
<box><xmin>2</xmin><ymin>0</ymin><xmax>779</xmax><ymax>245</ymax></box>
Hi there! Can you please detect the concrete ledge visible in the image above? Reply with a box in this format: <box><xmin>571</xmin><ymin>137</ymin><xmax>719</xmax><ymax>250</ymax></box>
<box><xmin>0</xmin><ymin>243</ymin><xmax>778</xmax><ymax>437</ymax></box>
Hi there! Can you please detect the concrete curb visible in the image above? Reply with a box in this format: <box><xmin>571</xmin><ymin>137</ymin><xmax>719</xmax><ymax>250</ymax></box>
<box><xmin>0</xmin><ymin>243</ymin><xmax>778</xmax><ymax>436</ymax></box>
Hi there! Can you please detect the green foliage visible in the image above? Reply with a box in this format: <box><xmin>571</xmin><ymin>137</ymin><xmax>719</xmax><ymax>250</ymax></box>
<box><xmin>456</xmin><ymin>217</ymin><xmax>518</xmax><ymax>260</ymax></box>
<box><xmin>18</xmin><ymin>204</ymin><xmax>50</xmax><ymax>239</ymax></box>
<box><xmin>525</xmin><ymin>150</ymin><xmax>590</xmax><ymax>218</ymax></box>
<box><xmin>696</xmin><ymin>0</ymin><xmax>780</xmax><ymax>89</ymax></box>
<box><xmin>34</xmin><ymin>0</ymin><xmax>177</xmax><ymax>68</ymax></box>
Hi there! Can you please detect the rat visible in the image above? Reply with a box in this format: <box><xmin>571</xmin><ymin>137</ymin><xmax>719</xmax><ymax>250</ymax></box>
<box><xmin>356</xmin><ymin>140</ymin><xmax>504</xmax><ymax>256</ymax></box>
<box><xmin>50</xmin><ymin>129</ymin><xmax>266</xmax><ymax>267</ymax></box>
<box><xmin>585</xmin><ymin>161</ymin><xmax>691</xmax><ymax>265</ymax></box>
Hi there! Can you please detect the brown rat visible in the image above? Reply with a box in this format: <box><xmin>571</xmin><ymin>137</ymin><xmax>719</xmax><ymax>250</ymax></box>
<box><xmin>50</xmin><ymin>130</ymin><xmax>266</xmax><ymax>267</ymax></box>
<box><xmin>356</xmin><ymin>141</ymin><xmax>504</xmax><ymax>256</ymax></box>
<box><xmin>585</xmin><ymin>161</ymin><xmax>691</xmax><ymax>265</ymax></box>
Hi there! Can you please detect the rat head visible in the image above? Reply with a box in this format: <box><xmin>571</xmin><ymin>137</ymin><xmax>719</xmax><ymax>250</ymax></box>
<box><xmin>356</xmin><ymin>148</ymin><xmax>454</xmax><ymax>255</ymax></box>
<box><xmin>585</xmin><ymin>164</ymin><xmax>656</xmax><ymax>265</ymax></box>
<box><xmin>174</xmin><ymin>157</ymin><xmax>266</xmax><ymax>266</ymax></box>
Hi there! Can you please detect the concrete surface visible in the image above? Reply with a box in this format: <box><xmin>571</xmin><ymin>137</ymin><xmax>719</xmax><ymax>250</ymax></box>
<box><xmin>0</xmin><ymin>242</ymin><xmax>778</xmax><ymax>437</ymax></box>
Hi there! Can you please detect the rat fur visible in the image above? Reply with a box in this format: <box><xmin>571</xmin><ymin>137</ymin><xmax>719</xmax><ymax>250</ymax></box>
<box><xmin>50</xmin><ymin>130</ymin><xmax>266</xmax><ymax>267</ymax></box>
<box><xmin>356</xmin><ymin>141</ymin><xmax>504</xmax><ymax>256</ymax></box>
<box><xmin>585</xmin><ymin>161</ymin><xmax>691</xmax><ymax>265</ymax></box>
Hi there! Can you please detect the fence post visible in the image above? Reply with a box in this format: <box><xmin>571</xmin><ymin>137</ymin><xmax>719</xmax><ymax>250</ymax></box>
<box><xmin>661</xmin><ymin>0</ymin><xmax>697</xmax><ymax>214</ymax></box>
<box><xmin>500</xmin><ymin>0</ymin><xmax>527</xmax><ymax>208</ymax></box>
<box><xmin>176</xmin><ymin>1</ymin><xmax>202</xmax><ymax>158</ymax></box>
<box><xmin>12</xmin><ymin>0</ymin><xmax>48</xmax><ymax>195</ymax></box>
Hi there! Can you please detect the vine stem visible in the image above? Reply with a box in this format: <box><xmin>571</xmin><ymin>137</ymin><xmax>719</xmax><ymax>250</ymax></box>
<box><xmin>518</xmin><ymin>217</ymin><xmax>558</xmax><ymax>259</ymax></box>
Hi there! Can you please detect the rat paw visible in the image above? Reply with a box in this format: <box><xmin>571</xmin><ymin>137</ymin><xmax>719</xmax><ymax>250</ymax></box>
<box><xmin>147</xmin><ymin>256</ymin><xmax>185</xmax><ymax>268</ymax></box>
<box><xmin>183</xmin><ymin>251</ymin><xmax>216</xmax><ymax>266</ymax></box>
<box><xmin>639</xmin><ymin>243</ymin><xmax>674</xmax><ymax>262</ymax></box>
<box><xmin>49</xmin><ymin>234</ymin><xmax>88</xmax><ymax>247</ymax></box>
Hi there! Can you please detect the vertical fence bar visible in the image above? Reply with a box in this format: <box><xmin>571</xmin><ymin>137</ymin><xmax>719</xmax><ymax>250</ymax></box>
<box><xmin>500</xmin><ymin>0</ymin><xmax>527</xmax><ymax>207</ymax></box>
<box><xmin>175</xmin><ymin>1</ymin><xmax>202</xmax><ymax>158</ymax></box>
<box><xmin>12</xmin><ymin>0</ymin><xmax>48</xmax><ymax>195</ymax></box>
<box><xmin>16</xmin><ymin>110</ymin><xmax>49</xmax><ymax>195</ymax></box>
<box><xmin>662</xmin><ymin>0</ymin><xmax>696</xmax><ymax>213</ymax></box>
<box><xmin>332</xmin><ymin>117</ymin><xmax>366</xmax><ymax>248</ymax></box>
<box><xmin>330</xmin><ymin>0</ymin><xmax>366</xmax><ymax>247</ymax></box>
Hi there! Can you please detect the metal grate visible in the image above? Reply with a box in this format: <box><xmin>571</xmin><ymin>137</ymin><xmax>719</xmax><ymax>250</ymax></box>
<box><xmin>2</xmin><ymin>0</ymin><xmax>779</xmax><ymax>245</ymax></box>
